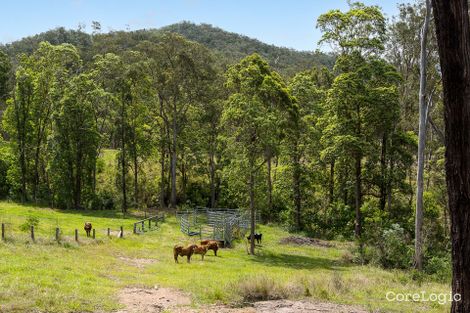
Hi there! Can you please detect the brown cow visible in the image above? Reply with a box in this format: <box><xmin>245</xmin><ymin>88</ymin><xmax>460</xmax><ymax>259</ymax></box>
<box><xmin>173</xmin><ymin>244</ymin><xmax>197</xmax><ymax>263</ymax></box>
<box><xmin>200</xmin><ymin>240</ymin><xmax>219</xmax><ymax>256</ymax></box>
<box><xmin>193</xmin><ymin>245</ymin><xmax>208</xmax><ymax>260</ymax></box>
<box><xmin>84</xmin><ymin>222</ymin><xmax>92</xmax><ymax>237</ymax></box>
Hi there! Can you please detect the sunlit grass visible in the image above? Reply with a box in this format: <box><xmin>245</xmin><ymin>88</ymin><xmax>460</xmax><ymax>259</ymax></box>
<box><xmin>0</xmin><ymin>201</ymin><xmax>450</xmax><ymax>312</ymax></box>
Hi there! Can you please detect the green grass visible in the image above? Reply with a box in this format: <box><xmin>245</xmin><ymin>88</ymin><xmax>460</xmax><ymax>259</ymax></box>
<box><xmin>0</xmin><ymin>201</ymin><xmax>450</xmax><ymax>313</ymax></box>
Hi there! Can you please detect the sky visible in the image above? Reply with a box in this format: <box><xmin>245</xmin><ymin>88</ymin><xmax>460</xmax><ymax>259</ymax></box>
<box><xmin>0</xmin><ymin>0</ymin><xmax>407</xmax><ymax>51</ymax></box>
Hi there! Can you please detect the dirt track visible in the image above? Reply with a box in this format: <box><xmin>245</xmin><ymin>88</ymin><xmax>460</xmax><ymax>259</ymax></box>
<box><xmin>115</xmin><ymin>286</ymin><xmax>369</xmax><ymax>313</ymax></box>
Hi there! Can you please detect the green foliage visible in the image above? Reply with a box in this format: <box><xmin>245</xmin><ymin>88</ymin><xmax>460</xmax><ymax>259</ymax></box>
<box><xmin>2</xmin><ymin>23</ymin><xmax>334</xmax><ymax>78</ymax></box>
<box><xmin>424</xmin><ymin>256</ymin><xmax>451</xmax><ymax>282</ymax></box>
<box><xmin>19</xmin><ymin>215</ymin><xmax>39</xmax><ymax>232</ymax></box>
<box><xmin>162</xmin><ymin>22</ymin><xmax>335</xmax><ymax>76</ymax></box>
<box><xmin>381</xmin><ymin>224</ymin><xmax>413</xmax><ymax>269</ymax></box>
<box><xmin>317</xmin><ymin>2</ymin><xmax>386</xmax><ymax>54</ymax></box>
<box><xmin>0</xmin><ymin>2</ymin><xmax>450</xmax><ymax>275</ymax></box>
<box><xmin>0</xmin><ymin>143</ymin><xmax>13</xmax><ymax>198</ymax></box>
<box><xmin>0</xmin><ymin>50</ymin><xmax>11</xmax><ymax>101</ymax></box>
<box><xmin>356</xmin><ymin>223</ymin><xmax>413</xmax><ymax>269</ymax></box>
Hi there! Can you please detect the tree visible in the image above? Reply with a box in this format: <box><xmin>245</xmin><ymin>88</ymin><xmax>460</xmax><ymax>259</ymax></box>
<box><xmin>322</xmin><ymin>52</ymin><xmax>401</xmax><ymax>239</ymax></box>
<box><xmin>224</xmin><ymin>53</ymin><xmax>291</xmax><ymax>254</ymax></box>
<box><xmin>92</xmin><ymin>53</ymin><xmax>131</xmax><ymax>212</ymax></box>
<box><xmin>51</xmin><ymin>73</ymin><xmax>100</xmax><ymax>209</ymax></box>
<box><xmin>317</xmin><ymin>2</ymin><xmax>386</xmax><ymax>55</ymax></box>
<box><xmin>3</xmin><ymin>42</ymin><xmax>81</xmax><ymax>204</ymax></box>
<box><xmin>0</xmin><ymin>50</ymin><xmax>10</xmax><ymax>104</ymax></box>
<box><xmin>3</xmin><ymin>67</ymin><xmax>33</xmax><ymax>202</ymax></box>
<box><xmin>414</xmin><ymin>0</ymin><xmax>431</xmax><ymax>271</ymax></box>
<box><xmin>288</xmin><ymin>70</ymin><xmax>326</xmax><ymax>230</ymax></box>
<box><xmin>28</xmin><ymin>43</ymin><xmax>81</xmax><ymax>202</ymax></box>
<box><xmin>387</xmin><ymin>1</ymin><xmax>444</xmax><ymax>270</ymax></box>
<box><xmin>431</xmin><ymin>0</ymin><xmax>470</xmax><ymax>311</ymax></box>
<box><xmin>318</xmin><ymin>2</ymin><xmax>390</xmax><ymax>240</ymax></box>
<box><xmin>152</xmin><ymin>33</ymin><xmax>214</xmax><ymax>208</ymax></box>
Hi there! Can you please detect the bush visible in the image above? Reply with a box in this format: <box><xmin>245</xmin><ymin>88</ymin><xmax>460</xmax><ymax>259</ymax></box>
<box><xmin>353</xmin><ymin>224</ymin><xmax>412</xmax><ymax>269</ymax></box>
<box><xmin>380</xmin><ymin>224</ymin><xmax>413</xmax><ymax>269</ymax></box>
<box><xmin>20</xmin><ymin>216</ymin><xmax>39</xmax><ymax>232</ymax></box>
<box><xmin>425</xmin><ymin>256</ymin><xmax>451</xmax><ymax>282</ymax></box>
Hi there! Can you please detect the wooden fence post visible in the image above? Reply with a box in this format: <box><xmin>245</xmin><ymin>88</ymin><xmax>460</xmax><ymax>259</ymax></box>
<box><xmin>55</xmin><ymin>227</ymin><xmax>60</xmax><ymax>241</ymax></box>
<box><xmin>31</xmin><ymin>225</ymin><xmax>35</xmax><ymax>242</ymax></box>
<box><xmin>92</xmin><ymin>229</ymin><xmax>95</xmax><ymax>239</ymax></box>
<box><xmin>133</xmin><ymin>223</ymin><xmax>137</xmax><ymax>234</ymax></box>
<box><xmin>1</xmin><ymin>223</ymin><xmax>4</xmax><ymax>241</ymax></box>
<box><xmin>120</xmin><ymin>226</ymin><xmax>123</xmax><ymax>238</ymax></box>
<box><xmin>149</xmin><ymin>219</ymin><xmax>151</xmax><ymax>229</ymax></box>
<box><xmin>75</xmin><ymin>229</ymin><xmax>78</xmax><ymax>241</ymax></box>
<box><xmin>107</xmin><ymin>228</ymin><xmax>110</xmax><ymax>237</ymax></box>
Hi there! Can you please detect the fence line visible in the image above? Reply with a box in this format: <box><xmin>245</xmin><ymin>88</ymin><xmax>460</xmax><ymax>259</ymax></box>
<box><xmin>0</xmin><ymin>222</ymin><xmax>128</xmax><ymax>243</ymax></box>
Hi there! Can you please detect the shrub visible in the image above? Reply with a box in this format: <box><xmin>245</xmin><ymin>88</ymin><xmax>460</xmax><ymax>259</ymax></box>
<box><xmin>20</xmin><ymin>216</ymin><xmax>39</xmax><ymax>232</ymax></box>
<box><xmin>425</xmin><ymin>256</ymin><xmax>451</xmax><ymax>282</ymax></box>
<box><xmin>352</xmin><ymin>224</ymin><xmax>412</xmax><ymax>269</ymax></box>
<box><xmin>380</xmin><ymin>224</ymin><xmax>413</xmax><ymax>269</ymax></box>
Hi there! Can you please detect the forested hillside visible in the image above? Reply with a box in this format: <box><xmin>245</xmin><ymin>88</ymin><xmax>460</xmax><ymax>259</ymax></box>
<box><xmin>0</xmin><ymin>2</ymin><xmax>449</xmax><ymax>282</ymax></box>
<box><xmin>0</xmin><ymin>22</ymin><xmax>334</xmax><ymax>76</ymax></box>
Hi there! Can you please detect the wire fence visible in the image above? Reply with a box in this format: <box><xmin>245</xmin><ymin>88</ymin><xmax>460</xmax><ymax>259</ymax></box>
<box><xmin>0</xmin><ymin>213</ymin><xmax>133</xmax><ymax>244</ymax></box>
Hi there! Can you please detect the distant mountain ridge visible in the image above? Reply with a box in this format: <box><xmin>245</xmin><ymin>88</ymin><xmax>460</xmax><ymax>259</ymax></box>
<box><xmin>1</xmin><ymin>22</ymin><xmax>334</xmax><ymax>76</ymax></box>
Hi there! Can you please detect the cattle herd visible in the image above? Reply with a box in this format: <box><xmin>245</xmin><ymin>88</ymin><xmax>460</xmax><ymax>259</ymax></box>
<box><xmin>173</xmin><ymin>240</ymin><xmax>220</xmax><ymax>263</ymax></box>
<box><xmin>84</xmin><ymin>222</ymin><xmax>262</xmax><ymax>264</ymax></box>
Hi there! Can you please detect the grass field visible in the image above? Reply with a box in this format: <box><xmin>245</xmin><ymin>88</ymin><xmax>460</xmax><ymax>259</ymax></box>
<box><xmin>0</xmin><ymin>201</ymin><xmax>450</xmax><ymax>313</ymax></box>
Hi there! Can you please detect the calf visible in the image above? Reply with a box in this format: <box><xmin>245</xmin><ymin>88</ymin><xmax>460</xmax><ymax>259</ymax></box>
<box><xmin>84</xmin><ymin>222</ymin><xmax>92</xmax><ymax>237</ymax></box>
<box><xmin>193</xmin><ymin>245</ymin><xmax>208</xmax><ymax>261</ymax></box>
<box><xmin>200</xmin><ymin>240</ymin><xmax>219</xmax><ymax>256</ymax></box>
<box><xmin>247</xmin><ymin>233</ymin><xmax>262</xmax><ymax>244</ymax></box>
<box><xmin>173</xmin><ymin>244</ymin><xmax>197</xmax><ymax>263</ymax></box>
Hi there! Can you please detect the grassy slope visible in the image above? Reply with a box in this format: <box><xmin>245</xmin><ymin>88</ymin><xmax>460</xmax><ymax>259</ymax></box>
<box><xmin>0</xmin><ymin>202</ymin><xmax>450</xmax><ymax>313</ymax></box>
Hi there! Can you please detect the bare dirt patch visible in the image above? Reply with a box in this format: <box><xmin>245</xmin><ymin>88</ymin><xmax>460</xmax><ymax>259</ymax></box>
<box><xmin>115</xmin><ymin>286</ymin><xmax>191</xmax><ymax>313</ymax></box>
<box><xmin>279</xmin><ymin>236</ymin><xmax>333</xmax><ymax>248</ymax></box>
<box><xmin>115</xmin><ymin>287</ymin><xmax>368</xmax><ymax>313</ymax></box>
<box><xmin>253</xmin><ymin>299</ymin><xmax>368</xmax><ymax>312</ymax></box>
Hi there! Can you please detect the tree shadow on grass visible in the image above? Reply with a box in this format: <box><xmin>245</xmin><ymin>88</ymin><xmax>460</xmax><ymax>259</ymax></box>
<box><xmin>249</xmin><ymin>250</ymin><xmax>349</xmax><ymax>271</ymax></box>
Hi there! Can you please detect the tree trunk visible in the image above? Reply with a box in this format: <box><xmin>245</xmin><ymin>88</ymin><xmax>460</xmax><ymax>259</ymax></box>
<box><xmin>181</xmin><ymin>156</ymin><xmax>187</xmax><ymax>202</ymax></box>
<box><xmin>292</xmin><ymin>142</ymin><xmax>301</xmax><ymax>230</ymax></box>
<box><xmin>266</xmin><ymin>154</ymin><xmax>273</xmax><ymax>220</ymax></box>
<box><xmin>75</xmin><ymin>150</ymin><xmax>82</xmax><ymax>209</ymax></box>
<box><xmin>415</xmin><ymin>0</ymin><xmax>431</xmax><ymax>271</ymax></box>
<box><xmin>387</xmin><ymin>159</ymin><xmax>394</xmax><ymax>211</ymax></box>
<box><xmin>329</xmin><ymin>159</ymin><xmax>335</xmax><ymax>205</ymax></box>
<box><xmin>209</xmin><ymin>144</ymin><xmax>216</xmax><ymax>208</ymax></box>
<box><xmin>432</xmin><ymin>0</ymin><xmax>470</xmax><ymax>311</ymax></box>
<box><xmin>92</xmin><ymin>162</ymin><xmax>96</xmax><ymax>194</ymax></box>
<box><xmin>354</xmin><ymin>154</ymin><xmax>362</xmax><ymax>239</ymax></box>
<box><xmin>160</xmin><ymin>144</ymin><xmax>166</xmax><ymax>209</ymax></box>
<box><xmin>380</xmin><ymin>134</ymin><xmax>387</xmax><ymax>211</ymax></box>
<box><xmin>33</xmin><ymin>144</ymin><xmax>40</xmax><ymax>202</ymax></box>
<box><xmin>121</xmin><ymin>101</ymin><xmax>127</xmax><ymax>213</ymax></box>
<box><xmin>19</xmin><ymin>135</ymin><xmax>27</xmax><ymax>203</ymax></box>
<box><xmin>249</xmin><ymin>156</ymin><xmax>256</xmax><ymax>255</ymax></box>
<box><xmin>159</xmin><ymin>94</ymin><xmax>167</xmax><ymax>209</ymax></box>
<box><xmin>170</xmin><ymin>101</ymin><xmax>177</xmax><ymax>208</ymax></box>
<box><xmin>133</xmin><ymin>149</ymin><xmax>138</xmax><ymax>208</ymax></box>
